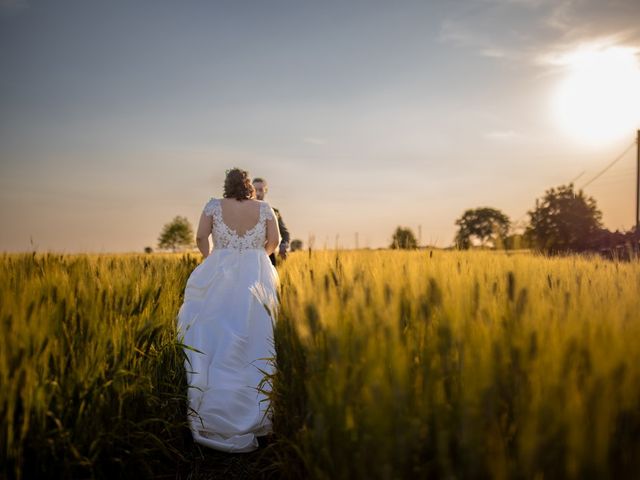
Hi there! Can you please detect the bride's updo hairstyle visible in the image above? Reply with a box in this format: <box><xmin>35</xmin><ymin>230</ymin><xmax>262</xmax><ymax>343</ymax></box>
<box><xmin>223</xmin><ymin>168</ymin><xmax>255</xmax><ymax>201</ymax></box>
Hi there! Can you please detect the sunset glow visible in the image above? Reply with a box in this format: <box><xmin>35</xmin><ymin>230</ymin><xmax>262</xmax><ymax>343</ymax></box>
<box><xmin>2</xmin><ymin>2</ymin><xmax>640</xmax><ymax>252</ymax></box>
<box><xmin>553</xmin><ymin>45</ymin><xmax>640</xmax><ymax>145</ymax></box>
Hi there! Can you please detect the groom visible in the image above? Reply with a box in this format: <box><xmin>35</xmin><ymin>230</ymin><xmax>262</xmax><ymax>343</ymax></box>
<box><xmin>252</xmin><ymin>177</ymin><xmax>290</xmax><ymax>266</ymax></box>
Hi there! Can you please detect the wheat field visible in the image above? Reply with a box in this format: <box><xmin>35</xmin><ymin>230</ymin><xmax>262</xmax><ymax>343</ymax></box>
<box><xmin>1</xmin><ymin>250</ymin><xmax>639</xmax><ymax>479</ymax></box>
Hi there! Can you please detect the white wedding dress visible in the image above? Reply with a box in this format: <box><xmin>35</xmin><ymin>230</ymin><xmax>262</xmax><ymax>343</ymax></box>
<box><xmin>177</xmin><ymin>198</ymin><xmax>279</xmax><ymax>453</ymax></box>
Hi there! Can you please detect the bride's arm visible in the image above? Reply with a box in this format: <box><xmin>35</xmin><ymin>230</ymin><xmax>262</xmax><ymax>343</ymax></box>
<box><xmin>265</xmin><ymin>211</ymin><xmax>281</xmax><ymax>256</ymax></box>
<box><xmin>195</xmin><ymin>211</ymin><xmax>213</xmax><ymax>258</ymax></box>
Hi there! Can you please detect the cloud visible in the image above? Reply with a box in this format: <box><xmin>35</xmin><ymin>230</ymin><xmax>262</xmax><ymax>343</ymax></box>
<box><xmin>438</xmin><ymin>3</ymin><xmax>544</xmax><ymax>62</ymax></box>
<box><xmin>480</xmin><ymin>48</ymin><xmax>508</xmax><ymax>58</ymax></box>
<box><xmin>302</xmin><ymin>137</ymin><xmax>327</xmax><ymax>145</ymax></box>
<box><xmin>536</xmin><ymin>35</ymin><xmax>640</xmax><ymax>68</ymax></box>
<box><xmin>439</xmin><ymin>0</ymin><xmax>640</xmax><ymax>65</ymax></box>
<box><xmin>438</xmin><ymin>19</ymin><xmax>479</xmax><ymax>47</ymax></box>
<box><xmin>545</xmin><ymin>0</ymin><xmax>640</xmax><ymax>42</ymax></box>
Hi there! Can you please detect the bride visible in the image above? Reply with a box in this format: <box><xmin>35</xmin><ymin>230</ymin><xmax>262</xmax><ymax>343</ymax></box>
<box><xmin>177</xmin><ymin>168</ymin><xmax>280</xmax><ymax>453</ymax></box>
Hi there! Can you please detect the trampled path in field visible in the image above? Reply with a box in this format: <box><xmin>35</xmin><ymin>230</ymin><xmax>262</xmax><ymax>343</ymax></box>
<box><xmin>170</xmin><ymin>436</ymin><xmax>277</xmax><ymax>480</ymax></box>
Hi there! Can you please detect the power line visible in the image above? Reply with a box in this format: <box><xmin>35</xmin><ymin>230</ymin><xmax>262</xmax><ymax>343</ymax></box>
<box><xmin>580</xmin><ymin>141</ymin><xmax>637</xmax><ymax>189</ymax></box>
<box><xmin>511</xmin><ymin>137</ymin><xmax>637</xmax><ymax>227</ymax></box>
<box><xmin>568</xmin><ymin>170</ymin><xmax>586</xmax><ymax>184</ymax></box>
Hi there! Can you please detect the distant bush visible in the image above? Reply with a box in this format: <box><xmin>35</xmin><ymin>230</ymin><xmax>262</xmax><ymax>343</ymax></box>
<box><xmin>390</xmin><ymin>227</ymin><xmax>418</xmax><ymax>249</ymax></box>
<box><xmin>290</xmin><ymin>239</ymin><xmax>303</xmax><ymax>252</ymax></box>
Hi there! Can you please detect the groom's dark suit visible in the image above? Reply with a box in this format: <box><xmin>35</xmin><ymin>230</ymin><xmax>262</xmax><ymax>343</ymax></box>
<box><xmin>270</xmin><ymin>207</ymin><xmax>289</xmax><ymax>266</ymax></box>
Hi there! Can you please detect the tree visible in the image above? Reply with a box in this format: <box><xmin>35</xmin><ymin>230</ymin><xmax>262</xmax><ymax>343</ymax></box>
<box><xmin>454</xmin><ymin>207</ymin><xmax>510</xmax><ymax>249</ymax></box>
<box><xmin>390</xmin><ymin>227</ymin><xmax>418</xmax><ymax>249</ymax></box>
<box><xmin>525</xmin><ymin>184</ymin><xmax>602</xmax><ymax>253</ymax></box>
<box><xmin>158</xmin><ymin>216</ymin><xmax>195</xmax><ymax>252</ymax></box>
<box><xmin>290</xmin><ymin>239</ymin><xmax>304</xmax><ymax>252</ymax></box>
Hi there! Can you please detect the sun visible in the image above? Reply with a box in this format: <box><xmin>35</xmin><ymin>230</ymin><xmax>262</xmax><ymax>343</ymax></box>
<box><xmin>552</xmin><ymin>45</ymin><xmax>640</xmax><ymax>145</ymax></box>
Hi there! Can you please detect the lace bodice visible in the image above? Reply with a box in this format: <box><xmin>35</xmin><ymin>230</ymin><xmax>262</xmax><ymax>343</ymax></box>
<box><xmin>203</xmin><ymin>198</ymin><xmax>275</xmax><ymax>251</ymax></box>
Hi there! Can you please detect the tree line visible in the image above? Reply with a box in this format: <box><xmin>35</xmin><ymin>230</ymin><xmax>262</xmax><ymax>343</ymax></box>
<box><xmin>390</xmin><ymin>183</ymin><xmax>639</xmax><ymax>256</ymax></box>
<box><xmin>152</xmin><ymin>183</ymin><xmax>639</xmax><ymax>256</ymax></box>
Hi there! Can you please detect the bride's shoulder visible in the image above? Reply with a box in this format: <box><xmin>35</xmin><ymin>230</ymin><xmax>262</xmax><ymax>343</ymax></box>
<box><xmin>256</xmin><ymin>200</ymin><xmax>276</xmax><ymax>219</ymax></box>
<box><xmin>203</xmin><ymin>197</ymin><xmax>220</xmax><ymax>216</ymax></box>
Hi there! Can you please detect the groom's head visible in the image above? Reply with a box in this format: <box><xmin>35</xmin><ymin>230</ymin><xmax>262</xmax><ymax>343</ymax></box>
<box><xmin>252</xmin><ymin>178</ymin><xmax>268</xmax><ymax>201</ymax></box>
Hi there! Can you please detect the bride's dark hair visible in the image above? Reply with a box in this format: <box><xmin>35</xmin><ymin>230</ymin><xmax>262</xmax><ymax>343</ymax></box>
<box><xmin>223</xmin><ymin>168</ymin><xmax>255</xmax><ymax>201</ymax></box>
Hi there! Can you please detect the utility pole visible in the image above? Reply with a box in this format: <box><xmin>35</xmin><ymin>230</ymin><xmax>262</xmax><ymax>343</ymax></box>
<box><xmin>636</xmin><ymin>129</ymin><xmax>640</xmax><ymax>232</ymax></box>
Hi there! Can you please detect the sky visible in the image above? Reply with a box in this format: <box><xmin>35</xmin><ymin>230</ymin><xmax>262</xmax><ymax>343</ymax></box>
<box><xmin>1</xmin><ymin>0</ymin><xmax>639</xmax><ymax>252</ymax></box>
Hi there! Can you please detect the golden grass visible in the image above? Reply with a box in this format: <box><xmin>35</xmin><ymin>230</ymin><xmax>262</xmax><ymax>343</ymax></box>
<box><xmin>2</xmin><ymin>250</ymin><xmax>639</xmax><ymax>479</ymax></box>
<box><xmin>270</xmin><ymin>250</ymin><xmax>640</xmax><ymax>479</ymax></box>
<box><xmin>0</xmin><ymin>252</ymin><xmax>200</xmax><ymax>479</ymax></box>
